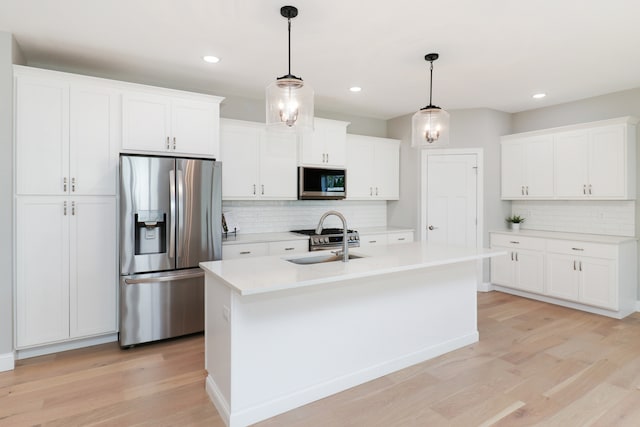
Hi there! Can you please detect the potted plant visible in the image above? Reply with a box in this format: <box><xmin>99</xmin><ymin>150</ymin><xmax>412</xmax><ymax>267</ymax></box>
<box><xmin>506</xmin><ymin>214</ymin><xmax>525</xmax><ymax>231</ymax></box>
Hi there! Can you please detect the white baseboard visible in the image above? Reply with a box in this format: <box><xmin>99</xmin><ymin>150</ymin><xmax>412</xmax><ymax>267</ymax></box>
<box><xmin>636</xmin><ymin>300</ymin><xmax>640</xmax><ymax>312</ymax></box>
<box><xmin>477</xmin><ymin>281</ymin><xmax>494</xmax><ymax>292</ymax></box>
<box><xmin>16</xmin><ymin>333</ymin><xmax>118</xmax><ymax>360</ymax></box>
<box><xmin>0</xmin><ymin>352</ymin><xmax>15</xmax><ymax>372</ymax></box>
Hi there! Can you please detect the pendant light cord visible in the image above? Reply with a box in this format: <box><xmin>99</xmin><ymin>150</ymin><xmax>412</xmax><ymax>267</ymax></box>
<box><xmin>287</xmin><ymin>17</ymin><xmax>292</xmax><ymax>76</ymax></box>
<box><xmin>429</xmin><ymin>60</ymin><xmax>434</xmax><ymax>106</ymax></box>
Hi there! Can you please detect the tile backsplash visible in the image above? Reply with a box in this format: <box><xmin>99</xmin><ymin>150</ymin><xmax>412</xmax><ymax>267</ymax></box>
<box><xmin>511</xmin><ymin>200</ymin><xmax>635</xmax><ymax>237</ymax></box>
<box><xmin>222</xmin><ymin>200</ymin><xmax>387</xmax><ymax>234</ymax></box>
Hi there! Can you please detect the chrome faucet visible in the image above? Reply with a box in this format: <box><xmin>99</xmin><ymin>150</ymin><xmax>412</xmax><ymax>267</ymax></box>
<box><xmin>315</xmin><ymin>210</ymin><xmax>349</xmax><ymax>262</ymax></box>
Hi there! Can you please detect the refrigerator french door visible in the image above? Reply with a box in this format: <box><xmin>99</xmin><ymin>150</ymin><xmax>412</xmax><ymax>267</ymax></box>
<box><xmin>119</xmin><ymin>155</ymin><xmax>222</xmax><ymax>347</ymax></box>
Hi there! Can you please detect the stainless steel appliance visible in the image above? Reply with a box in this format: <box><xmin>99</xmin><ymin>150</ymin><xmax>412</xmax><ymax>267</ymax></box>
<box><xmin>298</xmin><ymin>167</ymin><xmax>346</xmax><ymax>200</ymax></box>
<box><xmin>119</xmin><ymin>154</ymin><xmax>222</xmax><ymax>347</ymax></box>
<box><xmin>290</xmin><ymin>228</ymin><xmax>360</xmax><ymax>251</ymax></box>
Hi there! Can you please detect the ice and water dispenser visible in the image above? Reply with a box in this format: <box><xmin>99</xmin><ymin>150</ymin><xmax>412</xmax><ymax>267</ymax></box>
<box><xmin>134</xmin><ymin>210</ymin><xmax>167</xmax><ymax>255</ymax></box>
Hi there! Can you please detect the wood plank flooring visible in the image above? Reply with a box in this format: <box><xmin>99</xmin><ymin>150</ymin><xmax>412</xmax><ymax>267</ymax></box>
<box><xmin>2</xmin><ymin>291</ymin><xmax>640</xmax><ymax>426</ymax></box>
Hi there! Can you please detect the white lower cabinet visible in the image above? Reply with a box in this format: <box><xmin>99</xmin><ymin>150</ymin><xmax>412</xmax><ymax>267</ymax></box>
<box><xmin>490</xmin><ymin>232</ymin><xmax>636</xmax><ymax>318</ymax></box>
<box><xmin>490</xmin><ymin>235</ymin><xmax>545</xmax><ymax>294</ymax></box>
<box><xmin>223</xmin><ymin>240</ymin><xmax>308</xmax><ymax>260</ymax></box>
<box><xmin>16</xmin><ymin>197</ymin><xmax>117</xmax><ymax>348</ymax></box>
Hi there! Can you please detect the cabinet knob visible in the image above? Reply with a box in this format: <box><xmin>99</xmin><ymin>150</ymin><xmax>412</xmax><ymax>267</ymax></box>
<box><xmin>166</xmin><ymin>137</ymin><xmax>170</xmax><ymax>150</ymax></box>
<box><xmin>71</xmin><ymin>177</ymin><xmax>76</xmax><ymax>192</ymax></box>
<box><xmin>173</xmin><ymin>137</ymin><xmax>177</xmax><ymax>150</ymax></box>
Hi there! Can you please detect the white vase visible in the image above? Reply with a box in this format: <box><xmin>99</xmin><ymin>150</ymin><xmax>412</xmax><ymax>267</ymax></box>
<box><xmin>511</xmin><ymin>223</ymin><xmax>520</xmax><ymax>232</ymax></box>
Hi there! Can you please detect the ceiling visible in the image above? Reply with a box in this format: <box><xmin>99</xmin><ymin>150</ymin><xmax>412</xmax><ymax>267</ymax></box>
<box><xmin>2</xmin><ymin>0</ymin><xmax>640</xmax><ymax>120</ymax></box>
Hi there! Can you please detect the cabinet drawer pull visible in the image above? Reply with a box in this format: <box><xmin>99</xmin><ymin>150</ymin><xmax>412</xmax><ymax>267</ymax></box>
<box><xmin>376</xmin><ymin>187</ymin><xmax>379</xmax><ymax>196</ymax></box>
<box><xmin>521</xmin><ymin>186</ymin><xmax>524</xmax><ymax>195</ymax></box>
<box><xmin>571</xmin><ymin>247</ymin><xmax>584</xmax><ymax>251</ymax></box>
<box><xmin>526</xmin><ymin>186</ymin><xmax>529</xmax><ymax>195</ymax></box>
<box><xmin>588</xmin><ymin>184</ymin><xmax>592</xmax><ymax>195</ymax></box>
<box><xmin>509</xmin><ymin>241</ymin><xmax>520</xmax><ymax>244</ymax></box>
<box><xmin>510</xmin><ymin>252</ymin><xmax>514</xmax><ymax>261</ymax></box>
<box><xmin>369</xmin><ymin>240</ymin><xmax>377</xmax><ymax>243</ymax></box>
<box><xmin>261</xmin><ymin>184</ymin><xmax>265</xmax><ymax>195</ymax></box>
<box><xmin>63</xmin><ymin>201</ymin><xmax>67</xmax><ymax>216</ymax></box>
<box><xmin>173</xmin><ymin>137</ymin><xmax>177</xmax><ymax>150</ymax></box>
<box><xmin>515</xmin><ymin>252</ymin><xmax>518</xmax><ymax>261</ymax></box>
<box><xmin>573</xmin><ymin>260</ymin><xmax>576</xmax><ymax>270</ymax></box>
<box><xmin>63</xmin><ymin>177</ymin><xmax>68</xmax><ymax>192</ymax></box>
<box><xmin>71</xmin><ymin>201</ymin><xmax>75</xmax><ymax>216</ymax></box>
<box><xmin>370</xmin><ymin>187</ymin><xmax>373</xmax><ymax>196</ymax></box>
<box><xmin>253</xmin><ymin>184</ymin><xmax>256</xmax><ymax>195</ymax></box>
<box><xmin>71</xmin><ymin>177</ymin><xmax>76</xmax><ymax>192</ymax></box>
<box><xmin>579</xmin><ymin>261</ymin><xmax>582</xmax><ymax>271</ymax></box>
<box><xmin>583</xmin><ymin>184</ymin><xmax>587</xmax><ymax>195</ymax></box>
<box><xmin>166</xmin><ymin>136</ymin><xmax>170</xmax><ymax>150</ymax></box>
<box><xmin>239</xmin><ymin>251</ymin><xmax>251</xmax><ymax>255</ymax></box>
<box><xmin>397</xmin><ymin>237</ymin><xmax>406</xmax><ymax>241</ymax></box>
<box><xmin>284</xmin><ymin>247</ymin><xmax>295</xmax><ymax>251</ymax></box>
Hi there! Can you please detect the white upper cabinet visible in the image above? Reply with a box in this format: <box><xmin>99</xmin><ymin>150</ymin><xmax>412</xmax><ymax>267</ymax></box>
<box><xmin>122</xmin><ymin>89</ymin><xmax>222</xmax><ymax>157</ymax></box>
<box><xmin>299</xmin><ymin>118</ymin><xmax>349</xmax><ymax>167</ymax></box>
<box><xmin>220</xmin><ymin>119</ymin><xmax>298</xmax><ymax>200</ymax></box>
<box><xmin>555</xmin><ymin>125</ymin><xmax>629</xmax><ymax>198</ymax></box>
<box><xmin>501</xmin><ymin>117</ymin><xmax>637</xmax><ymax>200</ymax></box>
<box><xmin>15</xmin><ymin>68</ymin><xmax>118</xmax><ymax>196</ymax></box>
<box><xmin>346</xmin><ymin>134</ymin><xmax>400</xmax><ymax>200</ymax></box>
<box><xmin>501</xmin><ymin>136</ymin><xmax>554</xmax><ymax>199</ymax></box>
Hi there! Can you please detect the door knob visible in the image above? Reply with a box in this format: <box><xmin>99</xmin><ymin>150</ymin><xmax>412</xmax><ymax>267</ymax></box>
<box><xmin>428</xmin><ymin>225</ymin><xmax>438</xmax><ymax>230</ymax></box>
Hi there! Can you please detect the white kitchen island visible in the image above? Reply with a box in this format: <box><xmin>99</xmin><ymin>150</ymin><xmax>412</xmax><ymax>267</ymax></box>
<box><xmin>200</xmin><ymin>242</ymin><xmax>502</xmax><ymax>427</ymax></box>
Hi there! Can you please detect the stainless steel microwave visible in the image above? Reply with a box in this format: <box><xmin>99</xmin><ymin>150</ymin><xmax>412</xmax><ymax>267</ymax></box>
<box><xmin>298</xmin><ymin>167</ymin><xmax>346</xmax><ymax>200</ymax></box>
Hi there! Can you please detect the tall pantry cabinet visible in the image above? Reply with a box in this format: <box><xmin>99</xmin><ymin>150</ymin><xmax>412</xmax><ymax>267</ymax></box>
<box><xmin>14</xmin><ymin>66</ymin><xmax>118</xmax><ymax>349</ymax></box>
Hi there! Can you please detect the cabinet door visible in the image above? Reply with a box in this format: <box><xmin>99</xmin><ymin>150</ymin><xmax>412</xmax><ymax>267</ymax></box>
<box><xmin>579</xmin><ymin>257</ymin><xmax>617</xmax><ymax>310</ymax></box>
<box><xmin>501</xmin><ymin>143</ymin><xmax>525</xmax><ymax>198</ymax></box>
<box><xmin>299</xmin><ymin>130</ymin><xmax>326</xmax><ymax>166</ymax></box>
<box><xmin>374</xmin><ymin>140</ymin><xmax>400</xmax><ymax>199</ymax></box>
<box><xmin>525</xmin><ymin>137</ymin><xmax>554</xmax><ymax>197</ymax></box>
<box><xmin>490</xmin><ymin>247</ymin><xmax>514</xmax><ymax>286</ymax></box>
<box><xmin>259</xmin><ymin>131</ymin><xmax>298</xmax><ymax>199</ymax></box>
<box><xmin>546</xmin><ymin>253</ymin><xmax>580</xmax><ymax>301</ymax></box>
<box><xmin>122</xmin><ymin>92</ymin><xmax>171</xmax><ymax>152</ymax></box>
<box><xmin>16</xmin><ymin>198</ymin><xmax>70</xmax><ymax>347</ymax></box>
<box><xmin>346</xmin><ymin>135</ymin><xmax>375</xmax><ymax>199</ymax></box>
<box><xmin>171</xmin><ymin>98</ymin><xmax>219</xmax><ymax>157</ymax></box>
<box><xmin>555</xmin><ymin>131</ymin><xmax>589</xmax><ymax>197</ymax></box>
<box><xmin>514</xmin><ymin>249</ymin><xmax>545</xmax><ymax>293</ymax></box>
<box><xmin>219</xmin><ymin>121</ymin><xmax>260</xmax><ymax>199</ymax></box>
<box><xmin>589</xmin><ymin>125</ymin><xmax>625</xmax><ymax>197</ymax></box>
<box><xmin>69</xmin><ymin>197</ymin><xmax>117</xmax><ymax>338</ymax></box>
<box><xmin>69</xmin><ymin>85</ymin><xmax>118</xmax><ymax>196</ymax></box>
<box><xmin>15</xmin><ymin>76</ymin><xmax>69</xmax><ymax>195</ymax></box>
<box><xmin>323</xmin><ymin>125</ymin><xmax>346</xmax><ymax>167</ymax></box>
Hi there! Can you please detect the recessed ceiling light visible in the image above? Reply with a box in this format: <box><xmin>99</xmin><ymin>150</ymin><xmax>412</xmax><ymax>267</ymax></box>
<box><xmin>532</xmin><ymin>93</ymin><xmax>546</xmax><ymax>99</ymax></box>
<box><xmin>349</xmin><ymin>86</ymin><xmax>362</xmax><ymax>93</ymax></box>
<box><xmin>203</xmin><ymin>55</ymin><xmax>220</xmax><ymax>64</ymax></box>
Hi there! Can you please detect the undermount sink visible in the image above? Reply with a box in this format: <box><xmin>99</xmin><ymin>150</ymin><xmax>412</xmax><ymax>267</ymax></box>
<box><xmin>285</xmin><ymin>253</ymin><xmax>364</xmax><ymax>265</ymax></box>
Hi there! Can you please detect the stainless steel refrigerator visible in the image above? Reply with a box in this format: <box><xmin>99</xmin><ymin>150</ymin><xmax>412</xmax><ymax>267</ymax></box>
<box><xmin>119</xmin><ymin>154</ymin><xmax>222</xmax><ymax>347</ymax></box>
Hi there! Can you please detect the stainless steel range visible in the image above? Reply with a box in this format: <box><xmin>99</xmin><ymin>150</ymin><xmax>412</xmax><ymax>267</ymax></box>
<box><xmin>291</xmin><ymin>228</ymin><xmax>360</xmax><ymax>251</ymax></box>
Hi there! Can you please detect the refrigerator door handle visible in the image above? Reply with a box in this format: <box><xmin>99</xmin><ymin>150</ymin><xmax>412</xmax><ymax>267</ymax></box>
<box><xmin>123</xmin><ymin>270</ymin><xmax>204</xmax><ymax>285</ymax></box>
<box><xmin>169</xmin><ymin>169</ymin><xmax>176</xmax><ymax>259</ymax></box>
<box><xmin>177</xmin><ymin>168</ymin><xmax>185</xmax><ymax>259</ymax></box>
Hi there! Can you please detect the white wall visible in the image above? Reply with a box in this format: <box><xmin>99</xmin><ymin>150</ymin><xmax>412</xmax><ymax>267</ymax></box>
<box><xmin>0</xmin><ymin>33</ymin><xmax>24</xmax><ymax>361</ymax></box>
<box><xmin>388</xmin><ymin>108</ymin><xmax>512</xmax><ymax>282</ymax></box>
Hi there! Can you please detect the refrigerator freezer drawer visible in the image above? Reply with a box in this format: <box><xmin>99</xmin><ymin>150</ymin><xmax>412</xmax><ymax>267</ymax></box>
<box><xmin>119</xmin><ymin>268</ymin><xmax>204</xmax><ymax>347</ymax></box>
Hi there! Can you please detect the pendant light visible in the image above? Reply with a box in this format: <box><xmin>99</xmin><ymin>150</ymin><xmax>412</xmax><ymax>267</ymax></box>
<box><xmin>266</xmin><ymin>5</ymin><xmax>314</xmax><ymax>130</ymax></box>
<box><xmin>411</xmin><ymin>53</ymin><xmax>449</xmax><ymax>148</ymax></box>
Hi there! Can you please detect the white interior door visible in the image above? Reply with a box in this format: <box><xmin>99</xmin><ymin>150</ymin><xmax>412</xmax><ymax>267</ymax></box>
<box><xmin>426</xmin><ymin>154</ymin><xmax>478</xmax><ymax>248</ymax></box>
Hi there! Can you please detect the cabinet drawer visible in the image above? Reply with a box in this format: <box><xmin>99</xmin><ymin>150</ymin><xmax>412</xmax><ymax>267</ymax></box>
<box><xmin>269</xmin><ymin>240</ymin><xmax>309</xmax><ymax>255</ymax></box>
<box><xmin>490</xmin><ymin>234</ymin><xmax>546</xmax><ymax>250</ymax></box>
<box><xmin>222</xmin><ymin>243</ymin><xmax>269</xmax><ymax>260</ymax></box>
<box><xmin>388</xmin><ymin>231</ymin><xmax>414</xmax><ymax>244</ymax></box>
<box><xmin>360</xmin><ymin>234</ymin><xmax>389</xmax><ymax>247</ymax></box>
<box><xmin>546</xmin><ymin>240</ymin><xmax>617</xmax><ymax>259</ymax></box>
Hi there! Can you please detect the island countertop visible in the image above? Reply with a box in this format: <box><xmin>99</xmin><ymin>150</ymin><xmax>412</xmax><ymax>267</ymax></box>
<box><xmin>200</xmin><ymin>242</ymin><xmax>503</xmax><ymax>296</ymax></box>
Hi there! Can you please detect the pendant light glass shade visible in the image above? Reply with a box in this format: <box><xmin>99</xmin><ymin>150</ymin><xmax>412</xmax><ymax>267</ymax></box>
<box><xmin>266</xmin><ymin>6</ymin><xmax>314</xmax><ymax>131</ymax></box>
<box><xmin>411</xmin><ymin>106</ymin><xmax>450</xmax><ymax>147</ymax></box>
<box><xmin>266</xmin><ymin>76</ymin><xmax>314</xmax><ymax>129</ymax></box>
<box><xmin>411</xmin><ymin>53</ymin><xmax>449</xmax><ymax>148</ymax></box>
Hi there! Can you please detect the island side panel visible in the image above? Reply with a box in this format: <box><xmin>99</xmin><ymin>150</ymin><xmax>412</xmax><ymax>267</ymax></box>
<box><xmin>228</xmin><ymin>261</ymin><xmax>478</xmax><ymax>426</ymax></box>
<box><xmin>205</xmin><ymin>275</ymin><xmax>233</xmax><ymax>424</ymax></box>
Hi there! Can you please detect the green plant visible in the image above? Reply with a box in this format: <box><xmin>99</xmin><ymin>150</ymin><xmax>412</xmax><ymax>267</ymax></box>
<box><xmin>505</xmin><ymin>214</ymin><xmax>525</xmax><ymax>224</ymax></box>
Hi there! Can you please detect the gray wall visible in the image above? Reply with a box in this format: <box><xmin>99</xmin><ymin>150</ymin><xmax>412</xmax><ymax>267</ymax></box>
<box><xmin>0</xmin><ymin>33</ymin><xmax>24</xmax><ymax>357</ymax></box>
<box><xmin>220</xmin><ymin>94</ymin><xmax>387</xmax><ymax>137</ymax></box>
<box><xmin>388</xmin><ymin>108</ymin><xmax>512</xmax><ymax>282</ymax></box>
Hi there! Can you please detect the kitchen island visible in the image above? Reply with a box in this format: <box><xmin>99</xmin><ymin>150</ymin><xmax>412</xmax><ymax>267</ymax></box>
<box><xmin>200</xmin><ymin>242</ymin><xmax>502</xmax><ymax>427</ymax></box>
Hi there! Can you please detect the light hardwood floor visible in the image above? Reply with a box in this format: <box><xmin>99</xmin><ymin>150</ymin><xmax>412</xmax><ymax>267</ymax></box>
<box><xmin>2</xmin><ymin>292</ymin><xmax>640</xmax><ymax>426</ymax></box>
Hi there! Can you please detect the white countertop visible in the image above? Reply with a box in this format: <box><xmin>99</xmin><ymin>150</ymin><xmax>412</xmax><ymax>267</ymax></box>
<box><xmin>222</xmin><ymin>232</ymin><xmax>309</xmax><ymax>246</ymax></box>
<box><xmin>357</xmin><ymin>226</ymin><xmax>415</xmax><ymax>235</ymax></box>
<box><xmin>201</xmin><ymin>241</ymin><xmax>502</xmax><ymax>296</ymax></box>
<box><xmin>489</xmin><ymin>229</ymin><xmax>637</xmax><ymax>244</ymax></box>
<box><xmin>221</xmin><ymin>226</ymin><xmax>415</xmax><ymax>245</ymax></box>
